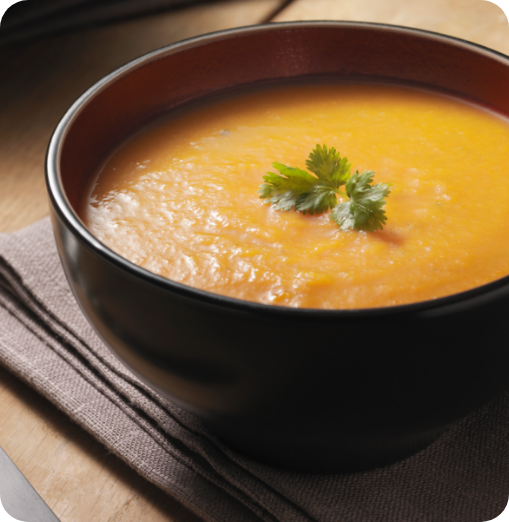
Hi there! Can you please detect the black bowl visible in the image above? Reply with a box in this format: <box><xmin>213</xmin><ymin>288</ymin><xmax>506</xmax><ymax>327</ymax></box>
<box><xmin>46</xmin><ymin>22</ymin><xmax>509</xmax><ymax>473</ymax></box>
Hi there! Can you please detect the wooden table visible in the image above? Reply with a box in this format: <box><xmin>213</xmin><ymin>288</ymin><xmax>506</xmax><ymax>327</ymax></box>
<box><xmin>0</xmin><ymin>1</ymin><xmax>508</xmax><ymax>520</ymax></box>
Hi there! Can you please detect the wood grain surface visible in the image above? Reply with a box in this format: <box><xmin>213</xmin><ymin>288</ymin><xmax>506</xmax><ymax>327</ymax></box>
<box><xmin>274</xmin><ymin>0</ymin><xmax>509</xmax><ymax>54</ymax></box>
<box><xmin>0</xmin><ymin>1</ymin><xmax>508</xmax><ymax>521</ymax></box>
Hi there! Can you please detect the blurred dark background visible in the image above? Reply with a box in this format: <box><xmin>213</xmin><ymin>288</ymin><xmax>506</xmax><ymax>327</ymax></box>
<box><xmin>0</xmin><ymin>0</ymin><xmax>217</xmax><ymax>46</ymax></box>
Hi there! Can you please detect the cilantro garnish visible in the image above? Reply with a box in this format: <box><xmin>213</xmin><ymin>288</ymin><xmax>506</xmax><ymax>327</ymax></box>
<box><xmin>259</xmin><ymin>145</ymin><xmax>391</xmax><ymax>232</ymax></box>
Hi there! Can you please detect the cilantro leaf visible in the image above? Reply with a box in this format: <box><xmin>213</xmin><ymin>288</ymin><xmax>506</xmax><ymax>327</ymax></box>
<box><xmin>295</xmin><ymin>185</ymin><xmax>339</xmax><ymax>215</ymax></box>
<box><xmin>259</xmin><ymin>145</ymin><xmax>350</xmax><ymax>215</ymax></box>
<box><xmin>259</xmin><ymin>163</ymin><xmax>316</xmax><ymax>212</ymax></box>
<box><xmin>330</xmin><ymin>171</ymin><xmax>391</xmax><ymax>231</ymax></box>
<box><xmin>305</xmin><ymin>144</ymin><xmax>351</xmax><ymax>187</ymax></box>
<box><xmin>260</xmin><ymin>145</ymin><xmax>391</xmax><ymax>231</ymax></box>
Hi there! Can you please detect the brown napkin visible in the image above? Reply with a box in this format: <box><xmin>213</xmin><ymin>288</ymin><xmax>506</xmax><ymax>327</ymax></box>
<box><xmin>0</xmin><ymin>217</ymin><xmax>508</xmax><ymax>522</ymax></box>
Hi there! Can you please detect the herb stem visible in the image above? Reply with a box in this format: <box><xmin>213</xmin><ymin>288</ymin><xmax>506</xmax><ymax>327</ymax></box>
<box><xmin>333</xmin><ymin>189</ymin><xmax>348</xmax><ymax>199</ymax></box>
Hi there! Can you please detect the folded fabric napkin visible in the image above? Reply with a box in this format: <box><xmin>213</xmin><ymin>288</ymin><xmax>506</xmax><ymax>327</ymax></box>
<box><xmin>0</xmin><ymin>217</ymin><xmax>508</xmax><ymax>522</ymax></box>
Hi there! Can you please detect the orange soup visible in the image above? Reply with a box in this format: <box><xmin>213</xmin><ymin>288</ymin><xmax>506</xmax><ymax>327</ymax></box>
<box><xmin>80</xmin><ymin>82</ymin><xmax>509</xmax><ymax>309</ymax></box>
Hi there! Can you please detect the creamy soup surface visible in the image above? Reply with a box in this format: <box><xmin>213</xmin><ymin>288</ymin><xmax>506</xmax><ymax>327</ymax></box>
<box><xmin>81</xmin><ymin>82</ymin><xmax>509</xmax><ymax>309</ymax></box>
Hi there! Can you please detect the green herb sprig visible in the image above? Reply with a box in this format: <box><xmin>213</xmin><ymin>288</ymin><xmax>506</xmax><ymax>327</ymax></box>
<box><xmin>259</xmin><ymin>145</ymin><xmax>391</xmax><ymax>232</ymax></box>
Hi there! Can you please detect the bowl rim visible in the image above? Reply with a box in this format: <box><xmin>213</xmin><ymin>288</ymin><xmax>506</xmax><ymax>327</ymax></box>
<box><xmin>46</xmin><ymin>20</ymin><xmax>509</xmax><ymax>318</ymax></box>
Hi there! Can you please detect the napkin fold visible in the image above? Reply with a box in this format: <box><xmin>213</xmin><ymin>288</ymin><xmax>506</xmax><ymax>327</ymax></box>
<box><xmin>0</xmin><ymin>217</ymin><xmax>508</xmax><ymax>522</ymax></box>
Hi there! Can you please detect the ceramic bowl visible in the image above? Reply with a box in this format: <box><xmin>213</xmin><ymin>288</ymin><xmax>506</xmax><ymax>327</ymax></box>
<box><xmin>46</xmin><ymin>22</ymin><xmax>509</xmax><ymax>472</ymax></box>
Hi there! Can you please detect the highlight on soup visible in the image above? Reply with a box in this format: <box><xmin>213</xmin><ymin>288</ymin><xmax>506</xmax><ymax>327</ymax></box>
<box><xmin>80</xmin><ymin>82</ymin><xmax>509</xmax><ymax>309</ymax></box>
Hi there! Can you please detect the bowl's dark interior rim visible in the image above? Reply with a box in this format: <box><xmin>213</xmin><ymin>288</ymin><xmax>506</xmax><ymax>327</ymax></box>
<box><xmin>46</xmin><ymin>20</ymin><xmax>509</xmax><ymax>319</ymax></box>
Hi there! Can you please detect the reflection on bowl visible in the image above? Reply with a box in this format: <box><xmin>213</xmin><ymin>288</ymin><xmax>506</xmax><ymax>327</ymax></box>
<box><xmin>46</xmin><ymin>22</ymin><xmax>509</xmax><ymax>472</ymax></box>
